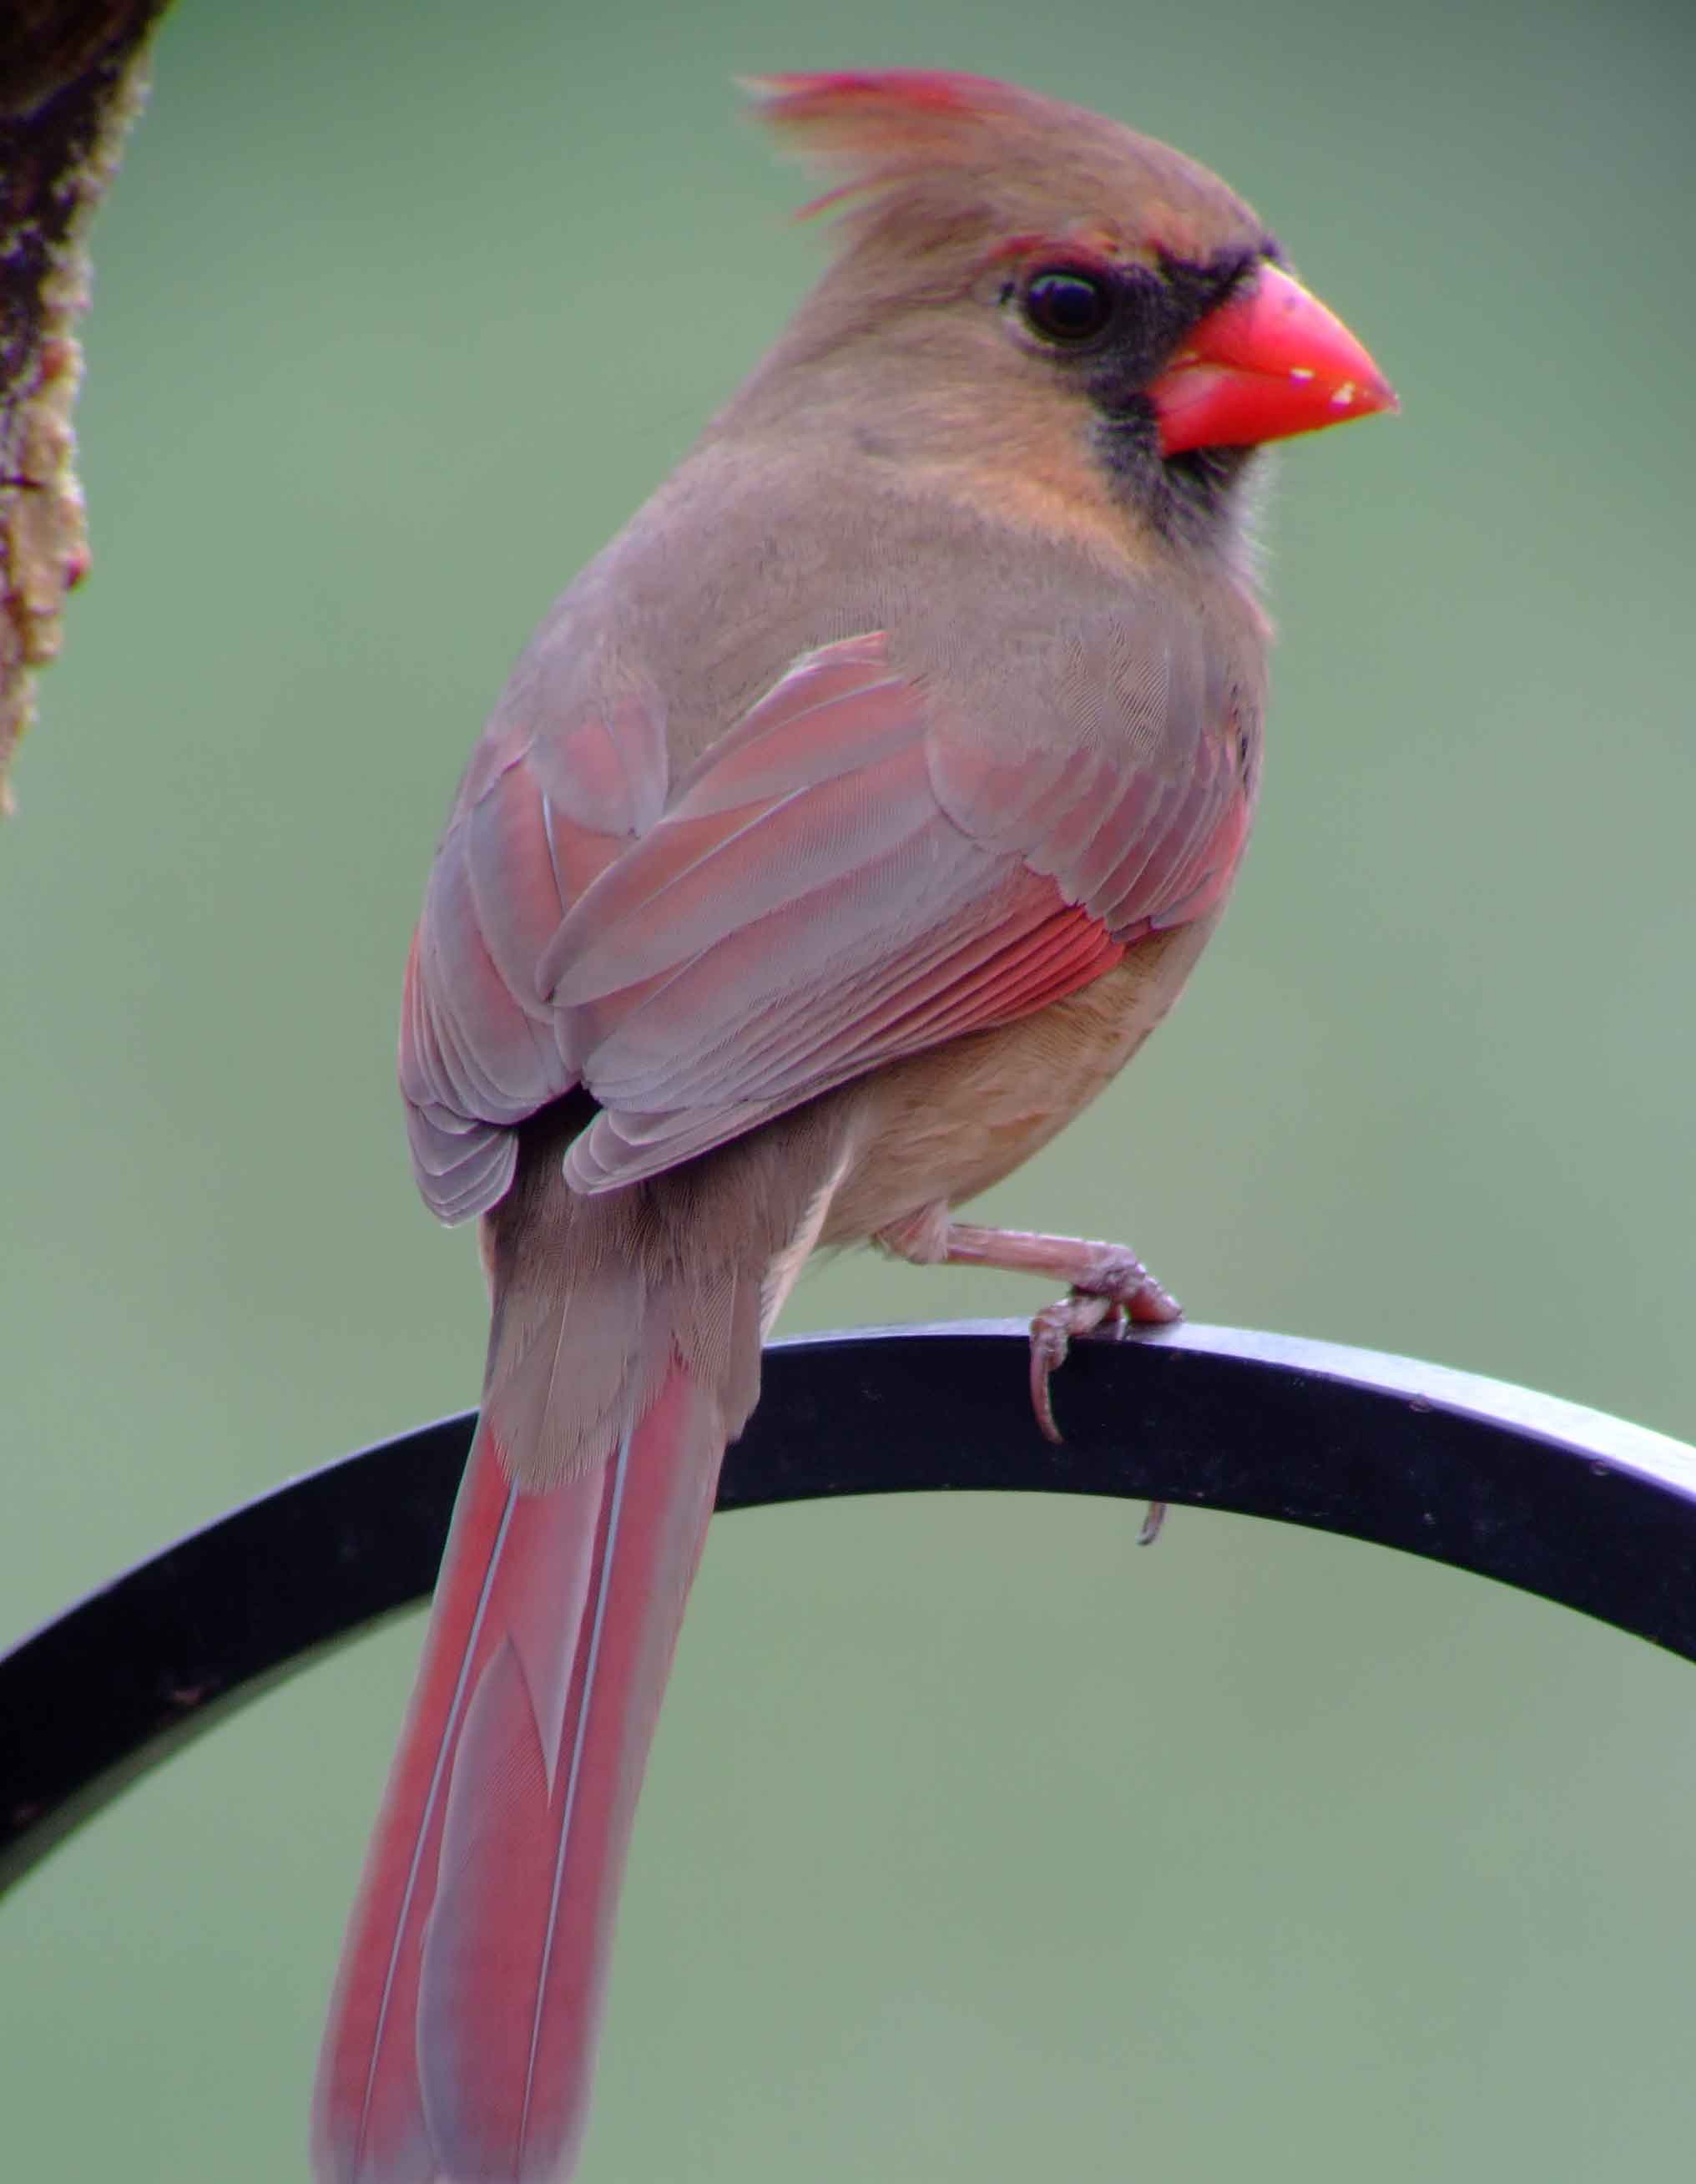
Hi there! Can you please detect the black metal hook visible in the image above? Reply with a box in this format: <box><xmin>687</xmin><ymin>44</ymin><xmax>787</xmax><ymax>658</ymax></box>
<box><xmin>4</xmin><ymin>1319</ymin><xmax>1693</xmax><ymax>1894</ymax></box>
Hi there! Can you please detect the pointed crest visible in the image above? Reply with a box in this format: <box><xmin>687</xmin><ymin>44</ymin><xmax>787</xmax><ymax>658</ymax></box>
<box><xmin>747</xmin><ymin>71</ymin><xmax>1027</xmax><ymax>215</ymax></box>
<box><xmin>743</xmin><ymin>68</ymin><xmax>1262</xmax><ymax>270</ymax></box>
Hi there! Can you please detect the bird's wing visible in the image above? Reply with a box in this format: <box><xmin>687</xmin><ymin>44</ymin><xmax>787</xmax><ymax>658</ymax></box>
<box><xmin>402</xmin><ymin>627</ymin><xmax>1251</xmax><ymax>1206</ymax></box>
<box><xmin>399</xmin><ymin>689</ymin><xmax>669</xmax><ymax>1219</ymax></box>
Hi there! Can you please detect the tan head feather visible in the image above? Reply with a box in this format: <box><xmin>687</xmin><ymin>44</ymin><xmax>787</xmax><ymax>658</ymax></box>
<box><xmin>745</xmin><ymin>68</ymin><xmax>1264</xmax><ymax>270</ymax></box>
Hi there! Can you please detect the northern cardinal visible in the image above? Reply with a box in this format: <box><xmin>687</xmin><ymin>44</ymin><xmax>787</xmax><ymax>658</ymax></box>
<box><xmin>314</xmin><ymin>69</ymin><xmax>1394</xmax><ymax>2183</ymax></box>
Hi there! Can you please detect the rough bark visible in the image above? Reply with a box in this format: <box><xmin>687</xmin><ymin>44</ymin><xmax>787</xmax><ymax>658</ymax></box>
<box><xmin>1</xmin><ymin>1</ymin><xmax>171</xmax><ymax>813</ymax></box>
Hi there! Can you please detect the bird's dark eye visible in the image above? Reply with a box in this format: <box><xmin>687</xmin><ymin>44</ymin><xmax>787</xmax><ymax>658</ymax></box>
<box><xmin>1021</xmin><ymin>265</ymin><xmax>1116</xmax><ymax>345</ymax></box>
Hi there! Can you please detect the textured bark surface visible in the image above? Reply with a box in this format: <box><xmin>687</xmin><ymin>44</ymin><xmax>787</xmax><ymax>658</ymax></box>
<box><xmin>0</xmin><ymin>0</ymin><xmax>170</xmax><ymax>813</ymax></box>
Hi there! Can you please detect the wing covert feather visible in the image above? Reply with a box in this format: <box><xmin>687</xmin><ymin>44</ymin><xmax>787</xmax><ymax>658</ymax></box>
<box><xmin>401</xmin><ymin>625</ymin><xmax>1253</xmax><ymax>1208</ymax></box>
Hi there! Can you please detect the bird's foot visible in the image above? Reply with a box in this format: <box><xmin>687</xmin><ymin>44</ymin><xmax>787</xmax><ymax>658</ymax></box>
<box><xmin>876</xmin><ymin>1211</ymin><xmax>1180</xmax><ymax>1538</ymax></box>
<box><xmin>1027</xmin><ymin>1244</ymin><xmax>1182</xmax><ymax>1442</ymax></box>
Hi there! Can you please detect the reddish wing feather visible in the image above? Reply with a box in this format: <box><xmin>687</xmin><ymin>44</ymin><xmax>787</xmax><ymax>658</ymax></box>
<box><xmin>400</xmin><ymin>694</ymin><xmax>669</xmax><ymax>1220</ymax></box>
<box><xmin>402</xmin><ymin>630</ymin><xmax>1249</xmax><ymax>1208</ymax></box>
<box><xmin>538</xmin><ymin>636</ymin><xmax>1239</xmax><ymax>1190</ymax></box>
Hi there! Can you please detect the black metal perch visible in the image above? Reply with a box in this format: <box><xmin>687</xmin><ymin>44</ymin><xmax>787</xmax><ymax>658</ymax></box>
<box><xmin>4</xmin><ymin>1318</ymin><xmax>1694</xmax><ymax>1894</ymax></box>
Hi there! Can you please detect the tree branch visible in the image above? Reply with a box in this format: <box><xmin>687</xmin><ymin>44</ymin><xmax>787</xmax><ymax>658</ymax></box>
<box><xmin>1</xmin><ymin>0</ymin><xmax>172</xmax><ymax>813</ymax></box>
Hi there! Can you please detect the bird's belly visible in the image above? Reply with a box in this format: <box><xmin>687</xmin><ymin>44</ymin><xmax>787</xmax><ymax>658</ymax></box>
<box><xmin>821</xmin><ymin>916</ymin><xmax>1217</xmax><ymax>1244</ymax></box>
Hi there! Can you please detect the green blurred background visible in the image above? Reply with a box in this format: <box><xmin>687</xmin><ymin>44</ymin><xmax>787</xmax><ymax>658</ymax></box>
<box><xmin>4</xmin><ymin>2</ymin><xmax>1693</xmax><ymax>2176</ymax></box>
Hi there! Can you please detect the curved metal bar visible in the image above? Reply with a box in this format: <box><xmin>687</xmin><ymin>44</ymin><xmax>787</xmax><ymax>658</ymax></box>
<box><xmin>3</xmin><ymin>1320</ymin><xmax>1693</xmax><ymax>1893</ymax></box>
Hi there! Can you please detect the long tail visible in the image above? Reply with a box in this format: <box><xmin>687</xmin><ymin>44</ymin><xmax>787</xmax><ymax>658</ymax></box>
<box><xmin>311</xmin><ymin>1361</ymin><xmax>724</xmax><ymax>2183</ymax></box>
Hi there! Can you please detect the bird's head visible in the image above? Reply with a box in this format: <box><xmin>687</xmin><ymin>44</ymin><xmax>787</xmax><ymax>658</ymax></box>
<box><xmin>746</xmin><ymin>69</ymin><xmax>1396</xmax><ymax>545</ymax></box>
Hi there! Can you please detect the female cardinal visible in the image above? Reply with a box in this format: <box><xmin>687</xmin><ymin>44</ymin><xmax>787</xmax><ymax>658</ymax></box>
<box><xmin>313</xmin><ymin>69</ymin><xmax>1394</xmax><ymax>2184</ymax></box>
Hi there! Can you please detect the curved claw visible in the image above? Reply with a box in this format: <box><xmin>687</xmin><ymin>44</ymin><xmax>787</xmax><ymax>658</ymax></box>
<box><xmin>1027</xmin><ymin>1290</ymin><xmax>1121</xmax><ymax>1444</ymax></box>
<box><xmin>1026</xmin><ymin>1257</ymin><xmax>1184</xmax><ymax>1548</ymax></box>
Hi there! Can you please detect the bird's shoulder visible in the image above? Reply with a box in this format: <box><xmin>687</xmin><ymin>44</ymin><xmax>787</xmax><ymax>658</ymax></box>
<box><xmin>462</xmin><ymin>432</ymin><xmax>1265</xmax><ymax>829</ymax></box>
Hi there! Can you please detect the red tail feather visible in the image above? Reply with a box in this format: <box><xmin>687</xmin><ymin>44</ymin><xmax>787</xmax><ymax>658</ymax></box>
<box><xmin>313</xmin><ymin>1368</ymin><xmax>722</xmax><ymax>2183</ymax></box>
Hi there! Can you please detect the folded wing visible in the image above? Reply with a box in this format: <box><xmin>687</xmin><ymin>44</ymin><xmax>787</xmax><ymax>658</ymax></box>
<box><xmin>401</xmin><ymin>627</ymin><xmax>1249</xmax><ymax>1208</ymax></box>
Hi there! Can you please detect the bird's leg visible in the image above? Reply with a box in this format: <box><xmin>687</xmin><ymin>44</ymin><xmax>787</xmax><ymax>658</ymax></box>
<box><xmin>877</xmin><ymin>1207</ymin><xmax>1179</xmax><ymax>1538</ymax></box>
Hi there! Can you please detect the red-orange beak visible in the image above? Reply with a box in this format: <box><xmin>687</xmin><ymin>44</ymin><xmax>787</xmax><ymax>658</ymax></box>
<box><xmin>1147</xmin><ymin>262</ymin><xmax>1397</xmax><ymax>457</ymax></box>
